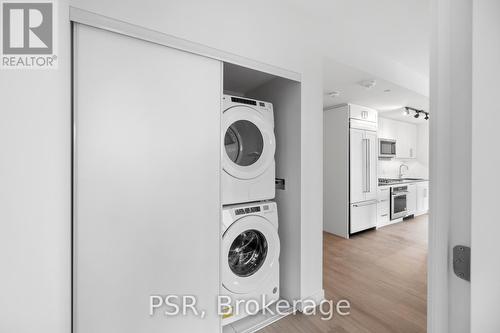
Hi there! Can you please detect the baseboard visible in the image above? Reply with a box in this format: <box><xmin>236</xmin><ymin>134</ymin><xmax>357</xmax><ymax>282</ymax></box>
<box><xmin>377</xmin><ymin>217</ymin><xmax>403</xmax><ymax>229</ymax></box>
<box><xmin>222</xmin><ymin>301</ymin><xmax>294</xmax><ymax>333</ymax></box>
<box><xmin>295</xmin><ymin>289</ymin><xmax>326</xmax><ymax>312</ymax></box>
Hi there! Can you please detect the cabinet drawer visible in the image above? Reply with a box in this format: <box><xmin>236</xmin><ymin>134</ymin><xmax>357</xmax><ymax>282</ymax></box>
<box><xmin>377</xmin><ymin>187</ymin><xmax>390</xmax><ymax>200</ymax></box>
<box><xmin>378</xmin><ymin>200</ymin><xmax>390</xmax><ymax>215</ymax></box>
<box><xmin>377</xmin><ymin>213</ymin><xmax>390</xmax><ymax>226</ymax></box>
<box><xmin>350</xmin><ymin>202</ymin><xmax>377</xmax><ymax>233</ymax></box>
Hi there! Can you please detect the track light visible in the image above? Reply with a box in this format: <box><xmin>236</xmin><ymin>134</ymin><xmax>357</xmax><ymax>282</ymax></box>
<box><xmin>405</xmin><ymin>106</ymin><xmax>429</xmax><ymax>121</ymax></box>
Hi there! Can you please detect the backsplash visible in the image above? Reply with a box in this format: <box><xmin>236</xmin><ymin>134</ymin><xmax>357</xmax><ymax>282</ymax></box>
<box><xmin>378</xmin><ymin>158</ymin><xmax>428</xmax><ymax>179</ymax></box>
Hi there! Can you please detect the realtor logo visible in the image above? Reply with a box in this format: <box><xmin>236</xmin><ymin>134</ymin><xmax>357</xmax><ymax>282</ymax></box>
<box><xmin>1</xmin><ymin>0</ymin><xmax>57</xmax><ymax>69</ymax></box>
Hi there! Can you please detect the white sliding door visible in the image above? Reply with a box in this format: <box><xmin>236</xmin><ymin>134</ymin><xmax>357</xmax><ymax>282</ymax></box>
<box><xmin>73</xmin><ymin>24</ymin><xmax>221</xmax><ymax>333</ymax></box>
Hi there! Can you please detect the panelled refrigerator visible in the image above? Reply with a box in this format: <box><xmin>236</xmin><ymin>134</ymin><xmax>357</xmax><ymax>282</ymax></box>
<box><xmin>324</xmin><ymin>104</ymin><xmax>378</xmax><ymax>238</ymax></box>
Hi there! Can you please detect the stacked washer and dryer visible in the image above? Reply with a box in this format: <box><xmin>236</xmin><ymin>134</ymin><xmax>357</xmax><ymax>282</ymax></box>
<box><xmin>221</xmin><ymin>95</ymin><xmax>280</xmax><ymax>325</ymax></box>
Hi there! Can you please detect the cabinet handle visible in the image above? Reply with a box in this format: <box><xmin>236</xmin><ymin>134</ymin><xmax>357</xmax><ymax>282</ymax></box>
<box><xmin>381</xmin><ymin>214</ymin><xmax>389</xmax><ymax>217</ymax></box>
<box><xmin>353</xmin><ymin>200</ymin><xmax>378</xmax><ymax>207</ymax></box>
<box><xmin>362</xmin><ymin>138</ymin><xmax>369</xmax><ymax>193</ymax></box>
<box><xmin>366</xmin><ymin>138</ymin><xmax>371</xmax><ymax>193</ymax></box>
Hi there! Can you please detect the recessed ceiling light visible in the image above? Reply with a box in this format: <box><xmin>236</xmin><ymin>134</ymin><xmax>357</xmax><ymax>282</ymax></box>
<box><xmin>327</xmin><ymin>91</ymin><xmax>340</xmax><ymax>98</ymax></box>
<box><xmin>358</xmin><ymin>79</ymin><xmax>377</xmax><ymax>89</ymax></box>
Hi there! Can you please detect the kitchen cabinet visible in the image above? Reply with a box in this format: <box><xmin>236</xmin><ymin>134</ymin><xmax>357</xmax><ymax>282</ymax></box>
<box><xmin>396</xmin><ymin>121</ymin><xmax>417</xmax><ymax>159</ymax></box>
<box><xmin>378</xmin><ymin>117</ymin><xmax>417</xmax><ymax>159</ymax></box>
<box><xmin>407</xmin><ymin>183</ymin><xmax>417</xmax><ymax>216</ymax></box>
<box><xmin>377</xmin><ymin>187</ymin><xmax>391</xmax><ymax>227</ymax></box>
<box><xmin>416</xmin><ymin>181</ymin><xmax>430</xmax><ymax>215</ymax></box>
<box><xmin>349</xmin><ymin>104</ymin><xmax>378</xmax><ymax>123</ymax></box>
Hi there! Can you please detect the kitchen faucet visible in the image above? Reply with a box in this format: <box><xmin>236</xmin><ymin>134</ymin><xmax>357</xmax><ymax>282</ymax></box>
<box><xmin>399</xmin><ymin>163</ymin><xmax>409</xmax><ymax>179</ymax></box>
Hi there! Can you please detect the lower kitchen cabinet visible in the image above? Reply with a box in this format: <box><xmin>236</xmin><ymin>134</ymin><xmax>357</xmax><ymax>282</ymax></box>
<box><xmin>377</xmin><ymin>187</ymin><xmax>391</xmax><ymax>227</ymax></box>
<box><xmin>416</xmin><ymin>181</ymin><xmax>430</xmax><ymax>215</ymax></box>
<box><xmin>407</xmin><ymin>183</ymin><xmax>417</xmax><ymax>216</ymax></box>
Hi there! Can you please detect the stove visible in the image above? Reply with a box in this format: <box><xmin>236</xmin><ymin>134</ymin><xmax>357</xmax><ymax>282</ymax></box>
<box><xmin>378</xmin><ymin>178</ymin><xmax>402</xmax><ymax>185</ymax></box>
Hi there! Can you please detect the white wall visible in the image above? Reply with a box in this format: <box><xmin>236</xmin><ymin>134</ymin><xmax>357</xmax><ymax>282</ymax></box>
<box><xmin>378</xmin><ymin>119</ymin><xmax>429</xmax><ymax>179</ymax></box>
<box><xmin>0</xmin><ymin>1</ymin><xmax>324</xmax><ymax>332</ymax></box>
<box><xmin>471</xmin><ymin>0</ymin><xmax>500</xmax><ymax>331</ymax></box>
<box><xmin>0</xmin><ymin>1</ymin><xmax>71</xmax><ymax>332</ymax></box>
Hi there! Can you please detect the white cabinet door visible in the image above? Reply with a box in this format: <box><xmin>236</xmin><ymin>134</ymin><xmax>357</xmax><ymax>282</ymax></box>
<box><xmin>407</xmin><ymin>183</ymin><xmax>417</xmax><ymax>215</ymax></box>
<box><xmin>74</xmin><ymin>24</ymin><xmax>222</xmax><ymax>333</ymax></box>
<box><xmin>407</xmin><ymin>123</ymin><xmax>417</xmax><ymax>158</ymax></box>
<box><xmin>349</xmin><ymin>104</ymin><xmax>378</xmax><ymax>123</ymax></box>
<box><xmin>395</xmin><ymin>121</ymin><xmax>417</xmax><ymax>159</ymax></box>
<box><xmin>365</xmin><ymin>130</ymin><xmax>378</xmax><ymax>201</ymax></box>
<box><xmin>350</xmin><ymin>128</ymin><xmax>365</xmax><ymax>203</ymax></box>
<box><xmin>416</xmin><ymin>181</ymin><xmax>429</xmax><ymax>215</ymax></box>
<box><xmin>378</xmin><ymin>117</ymin><xmax>396</xmax><ymax>140</ymax></box>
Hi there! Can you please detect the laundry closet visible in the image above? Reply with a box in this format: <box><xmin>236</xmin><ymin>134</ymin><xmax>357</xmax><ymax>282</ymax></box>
<box><xmin>72</xmin><ymin>12</ymin><xmax>302</xmax><ymax>333</ymax></box>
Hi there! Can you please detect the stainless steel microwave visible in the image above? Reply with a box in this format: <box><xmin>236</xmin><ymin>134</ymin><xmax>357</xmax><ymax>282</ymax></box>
<box><xmin>379</xmin><ymin>138</ymin><xmax>396</xmax><ymax>158</ymax></box>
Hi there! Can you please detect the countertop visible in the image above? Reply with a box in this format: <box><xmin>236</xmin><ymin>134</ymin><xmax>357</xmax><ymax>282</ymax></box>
<box><xmin>378</xmin><ymin>178</ymin><xmax>429</xmax><ymax>187</ymax></box>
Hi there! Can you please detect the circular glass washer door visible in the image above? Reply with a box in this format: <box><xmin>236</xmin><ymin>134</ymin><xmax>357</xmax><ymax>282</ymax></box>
<box><xmin>222</xmin><ymin>106</ymin><xmax>276</xmax><ymax>180</ymax></box>
<box><xmin>222</xmin><ymin>215</ymin><xmax>280</xmax><ymax>294</ymax></box>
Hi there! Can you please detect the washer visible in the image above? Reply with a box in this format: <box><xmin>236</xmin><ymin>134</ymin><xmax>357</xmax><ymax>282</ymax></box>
<box><xmin>222</xmin><ymin>95</ymin><xmax>276</xmax><ymax>205</ymax></box>
<box><xmin>221</xmin><ymin>201</ymin><xmax>280</xmax><ymax>325</ymax></box>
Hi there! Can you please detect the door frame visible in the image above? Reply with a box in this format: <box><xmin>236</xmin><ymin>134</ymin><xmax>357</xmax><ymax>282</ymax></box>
<box><xmin>429</xmin><ymin>0</ymin><xmax>473</xmax><ymax>332</ymax></box>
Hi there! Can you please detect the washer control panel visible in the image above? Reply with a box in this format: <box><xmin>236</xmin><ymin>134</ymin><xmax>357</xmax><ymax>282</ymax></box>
<box><xmin>235</xmin><ymin>206</ymin><xmax>261</xmax><ymax>216</ymax></box>
<box><xmin>233</xmin><ymin>204</ymin><xmax>272</xmax><ymax>216</ymax></box>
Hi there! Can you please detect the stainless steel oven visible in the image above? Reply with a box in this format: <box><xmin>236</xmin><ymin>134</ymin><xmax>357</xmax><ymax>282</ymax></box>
<box><xmin>379</xmin><ymin>138</ymin><xmax>396</xmax><ymax>158</ymax></box>
<box><xmin>391</xmin><ymin>185</ymin><xmax>408</xmax><ymax>219</ymax></box>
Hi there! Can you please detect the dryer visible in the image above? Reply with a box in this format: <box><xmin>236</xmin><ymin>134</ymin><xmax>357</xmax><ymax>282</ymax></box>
<box><xmin>220</xmin><ymin>201</ymin><xmax>280</xmax><ymax>325</ymax></box>
<box><xmin>222</xmin><ymin>95</ymin><xmax>276</xmax><ymax>205</ymax></box>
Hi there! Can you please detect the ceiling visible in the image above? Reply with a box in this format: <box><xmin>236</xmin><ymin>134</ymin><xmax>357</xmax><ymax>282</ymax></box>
<box><xmin>289</xmin><ymin>0</ymin><xmax>431</xmax><ymax>79</ymax></box>
<box><xmin>323</xmin><ymin>59</ymin><xmax>430</xmax><ymax>124</ymax></box>
<box><xmin>311</xmin><ymin>0</ymin><xmax>430</xmax><ymax>123</ymax></box>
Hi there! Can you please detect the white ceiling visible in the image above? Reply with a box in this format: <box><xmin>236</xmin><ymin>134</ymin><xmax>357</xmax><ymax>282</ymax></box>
<box><xmin>323</xmin><ymin>59</ymin><xmax>430</xmax><ymax>124</ymax></box>
<box><xmin>289</xmin><ymin>0</ymin><xmax>430</xmax><ymax>80</ymax></box>
<box><xmin>309</xmin><ymin>0</ymin><xmax>431</xmax><ymax>123</ymax></box>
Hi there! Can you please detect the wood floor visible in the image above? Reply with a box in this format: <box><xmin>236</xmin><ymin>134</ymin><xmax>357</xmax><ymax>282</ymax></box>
<box><xmin>261</xmin><ymin>215</ymin><xmax>428</xmax><ymax>333</ymax></box>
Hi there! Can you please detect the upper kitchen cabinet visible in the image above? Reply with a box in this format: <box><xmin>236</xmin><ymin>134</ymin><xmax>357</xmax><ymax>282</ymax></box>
<box><xmin>349</xmin><ymin>104</ymin><xmax>378</xmax><ymax>123</ymax></box>
<box><xmin>378</xmin><ymin>117</ymin><xmax>417</xmax><ymax>159</ymax></box>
